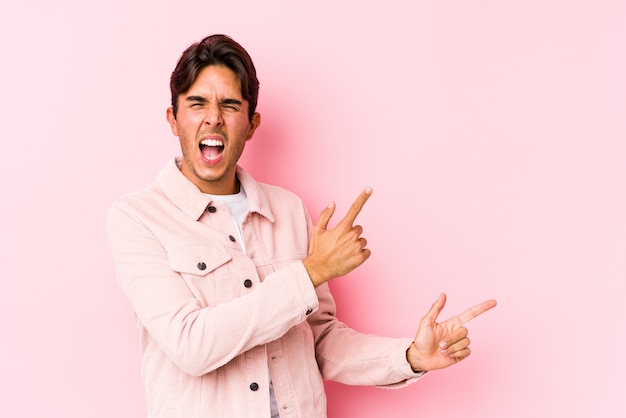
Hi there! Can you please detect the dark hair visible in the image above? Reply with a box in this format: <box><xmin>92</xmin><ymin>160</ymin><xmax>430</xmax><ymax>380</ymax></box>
<box><xmin>169</xmin><ymin>34</ymin><xmax>259</xmax><ymax>121</ymax></box>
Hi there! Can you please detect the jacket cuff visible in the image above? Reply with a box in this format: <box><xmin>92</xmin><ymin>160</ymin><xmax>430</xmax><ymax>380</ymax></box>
<box><xmin>378</xmin><ymin>338</ymin><xmax>428</xmax><ymax>389</ymax></box>
<box><xmin>287</xmin><ymin>261</ymin><xmax>320</xmax><ymax>319</ymax></box>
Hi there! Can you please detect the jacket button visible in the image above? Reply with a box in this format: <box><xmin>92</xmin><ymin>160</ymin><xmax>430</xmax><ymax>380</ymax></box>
<box><xmin>197</xmin><ymin>262</ymin><xmax>207</xmax><ymax>271</ymax></box>
<box><xmin>243</xmin><ymin>279</ymin><xmax>253</xmax><ymax>288</ymax></box>
<box><xmin>305</xmin><ymin>308</ymin><xmax>313</xmax><ymax>315</ymax></box>
<box><xmin>229</xmin><ymin>235</ymin><xmax>236</xmax><ymax>242</ymax></box>
<box><xmin>206</xmin><ymin>206</ymin><xmax>216</xmax><ymax>213</ymax></box>
<box><xmin>249</xmin><ymin>382</ymin><xmax>259</xmax><ymax>391</ymax></box>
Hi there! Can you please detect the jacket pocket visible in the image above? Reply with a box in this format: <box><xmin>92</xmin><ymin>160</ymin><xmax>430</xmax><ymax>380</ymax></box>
<box><xmin>167</xmin><ymin>244</ymin><xmax>232</xmax><ymax>277</ymax></box>
<box><xmin>166</xmin><ymin>244</ymin><xmax>234</xmax><ymax>307</ymax></box>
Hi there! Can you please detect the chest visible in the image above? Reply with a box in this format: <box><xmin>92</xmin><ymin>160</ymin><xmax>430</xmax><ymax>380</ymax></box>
<box><xmin>147</xmin><ymin>200</ymin><xmax>309</xmax><ymax>306</ymax></box>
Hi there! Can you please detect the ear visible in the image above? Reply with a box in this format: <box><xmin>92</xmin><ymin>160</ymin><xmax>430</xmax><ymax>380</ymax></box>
<box><xmin>246</xmin><ymin>112</ymin><xmax>261</xmax><ymax>141</ymax></box>
<box><xmin>166</xmin><ymin>107</ymin><xmax>179</xmax><ymax>136</ymax></box>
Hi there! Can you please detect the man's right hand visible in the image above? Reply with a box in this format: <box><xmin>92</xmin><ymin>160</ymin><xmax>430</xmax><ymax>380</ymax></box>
<box><xmin>303</xmin><ymin>188</ymin><xmax>373</xmax><ymax>287</ymax></box>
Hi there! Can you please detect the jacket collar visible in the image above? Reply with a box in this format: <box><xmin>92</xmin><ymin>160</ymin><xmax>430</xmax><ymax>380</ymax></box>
<box><xmin>157</xmin><ymin>157</ymin><xmax>275</xmax><ymax>222</ymax></box>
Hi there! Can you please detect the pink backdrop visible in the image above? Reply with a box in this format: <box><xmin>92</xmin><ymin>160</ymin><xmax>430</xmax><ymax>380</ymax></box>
<box><xmin>1</xmin><ymin>1</ymin><xmax>624</xmax><ymax>417</ymax></box>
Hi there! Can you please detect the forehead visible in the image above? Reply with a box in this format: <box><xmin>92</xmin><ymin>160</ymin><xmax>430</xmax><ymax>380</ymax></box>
<box><xmin>185</xmin><ymin>65</ymin><xmax>243</xmax><ymax>98</ymax></box>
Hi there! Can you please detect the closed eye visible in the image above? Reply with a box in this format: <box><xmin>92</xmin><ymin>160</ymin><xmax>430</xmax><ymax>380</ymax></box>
<box><xmin>221</xmin><ymin>99</ymin><xmax>243</xmax><ymax>111</ymax></box>
<box><xmin>186</xmin><ymin>95</ymin><xmax>208</xmax><ymax>108</ymax></box>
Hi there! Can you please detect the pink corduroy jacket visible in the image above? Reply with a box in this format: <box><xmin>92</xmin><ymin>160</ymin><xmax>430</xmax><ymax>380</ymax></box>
<box><xmin>107</xmin><ymin>158</ymin><xmax>422</xmax><ymax>418</ymax></box>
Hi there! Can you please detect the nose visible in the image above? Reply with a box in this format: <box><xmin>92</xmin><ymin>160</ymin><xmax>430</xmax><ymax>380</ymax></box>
<box><xmin>204</xmin><ymin>105</ymin><xmax>223</xmax><ymax>126</ymax></box>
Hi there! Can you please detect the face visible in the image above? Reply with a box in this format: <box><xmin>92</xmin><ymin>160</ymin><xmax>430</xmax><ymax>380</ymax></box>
<box><xmin>167</xmin><ymin>65</ymin><xmax>261</xmax><ymax>195</ymax></box>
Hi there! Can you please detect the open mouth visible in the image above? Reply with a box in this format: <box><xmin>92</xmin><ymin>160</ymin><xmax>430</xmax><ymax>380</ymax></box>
<box><xmin>199</xmin><ymin>138</ymin><xmax>225</xmax><ymax>162</ymax></box>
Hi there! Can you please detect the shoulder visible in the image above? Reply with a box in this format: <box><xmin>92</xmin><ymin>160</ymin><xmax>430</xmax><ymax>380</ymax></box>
<box><xmin>109</xmin><ymin>182</ymin><xmax>164</xmax><ymax>211</ymax></box>
<box><xmin>258</xmin><ymin>182</ymin><xmax>303</xmax><ymax>204</ymax></box>
<box><xmin>259</xmin><ymin>182</ymin><xmax>309</xmax><ymax>215</ymax></box>
<box><xmin>107</xmin><ymin>182</ymin><xmax>169</xmax><ymax>227</ymax></box>
<box><xmin>255</xmin><ymin>181</ymin><xmax>311</xmax><ymax>225</ymax></box>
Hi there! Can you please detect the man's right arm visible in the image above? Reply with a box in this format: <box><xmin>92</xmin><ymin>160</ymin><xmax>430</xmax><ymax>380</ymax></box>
<box><xmin>106</xmin><ymin>200</ymin><xmax>319</xmax><ymax>376</ymax></box>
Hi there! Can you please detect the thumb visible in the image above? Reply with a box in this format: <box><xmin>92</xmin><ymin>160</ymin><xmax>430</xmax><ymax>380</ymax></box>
<box><xmin>421</xmin><ymin>293</ymin><xmax>447</xmax><ymax>326</ymax></box>
<box><xmin>314</xmin><ymin>201</ymin><xmax>336</xmax><ymax>232</ymax></box>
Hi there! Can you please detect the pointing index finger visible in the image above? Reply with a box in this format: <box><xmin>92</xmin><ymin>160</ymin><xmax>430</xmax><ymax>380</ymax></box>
<box><xmin>340</xmin><ymin>187</ymin><xmax>373</xmax><ymax>226</ymax></box>
<box><xmin>455</xmin><ymin>299</ymin><xmax>497</xmax><ymax>325</ymax></box>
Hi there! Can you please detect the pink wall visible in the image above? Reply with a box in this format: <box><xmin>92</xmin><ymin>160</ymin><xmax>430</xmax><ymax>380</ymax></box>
<box><xmin>1</xmin><ymin>1</ymin><xmax>624</xmax><ymax>417</ymax></box>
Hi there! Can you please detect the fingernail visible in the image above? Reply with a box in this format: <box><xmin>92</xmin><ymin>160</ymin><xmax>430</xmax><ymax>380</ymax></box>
<box><xmin>439</xmin><ymin>341</ymin><xmax>447</xmax><ymax>349</ymax></box>
<box><xmin>365</xmin><ymin>187</ymin><xmax>372</xmax><ymax>194</ymax></box>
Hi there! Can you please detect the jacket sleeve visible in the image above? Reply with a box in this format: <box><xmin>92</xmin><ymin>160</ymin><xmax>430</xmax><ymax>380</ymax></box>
<box><xmin>106</xmin><ymin>199</ymin><xmax>319</xmax><ymax>377</ymax></box>
<box><xmin>301</xmin><ymin>207</ymin><xmax>425</xmax><ymax>388</ymax></box>
<box><xmin>308</xmin><ymin>284</ymin><xmax>425</xmax><ymax>388</ymax></box>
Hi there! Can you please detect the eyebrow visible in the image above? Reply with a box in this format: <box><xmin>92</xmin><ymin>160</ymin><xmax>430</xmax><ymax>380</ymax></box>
<box><xmin>186</xmin><ymin>95</ymin><xmax>208</xmax><ymax>103</ymax></box>
<box><xmin>185</xmin><ymin>96</ymin><xmax>243</xmax><ymax>106</ymax></box>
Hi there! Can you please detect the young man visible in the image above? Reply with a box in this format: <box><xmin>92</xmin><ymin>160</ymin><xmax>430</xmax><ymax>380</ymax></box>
<box><xmin>107</xmin><ymin>34</ymin><xmax>496</xmax><ymax>418</ymax></box>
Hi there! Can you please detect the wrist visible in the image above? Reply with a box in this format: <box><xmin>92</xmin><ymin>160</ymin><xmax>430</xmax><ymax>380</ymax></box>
<box><xmin>406</xmin><ymin>342</ymin><xmax>425</xmax><ymax>373</ymax></box>
<box><xmin>302</xmin><ymin>257</ymin><xmax>325</xmax><ymax>287</ymax></box>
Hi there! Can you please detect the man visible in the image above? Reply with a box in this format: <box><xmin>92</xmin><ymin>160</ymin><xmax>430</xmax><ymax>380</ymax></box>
<box><xmin>107</xmin><ymin>34</ymin><xmax>496</xmax><ymax>417</ymax></box>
